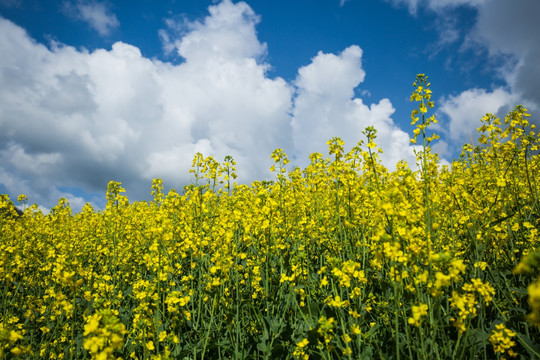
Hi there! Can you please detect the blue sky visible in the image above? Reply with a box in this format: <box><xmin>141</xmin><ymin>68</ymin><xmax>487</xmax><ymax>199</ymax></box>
<box><xmin>0</xmin><ymin>0</ymin><xmax>538</xmax><ymax>211</ymax></box>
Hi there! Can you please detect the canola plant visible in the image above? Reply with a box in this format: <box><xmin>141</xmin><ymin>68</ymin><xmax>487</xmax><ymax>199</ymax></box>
<box><xmin>1</xmin><ymin>75</ymin><xmax>540</xmax><ymax>359</ymax></box>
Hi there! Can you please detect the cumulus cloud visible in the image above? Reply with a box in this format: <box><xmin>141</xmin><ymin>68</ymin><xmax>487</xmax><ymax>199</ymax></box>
<box><xmin>440</xmin><ymin>0</ymin><xmax>539</xmax><ymax>146</ymax></box>
<box><xmin>0</xmin><ymin>1</ymin><xmax>292</xmax><ymax>210</ymax></box>
<box><xmin>471</xmin><ymin>0</ymin><xmax>540</xmax><ymax>108</ymax></box>
<box><xmin>438</xmin><ymin>88</ymin><xmax>517</xmax><ymax>142</ymax></box>
<box><xmin>62</xmin><ymin>0</ymin><xmax>120</xmax><ymax>36</ymax></box>
<box><xmin>0</xmin><ymin>0</ymin><xmax>420</xmax><ymax>212</ymax></box>
<box><xmin>390</xmin><ymin>0</ymin><xmax>539</xmax><ymax>149</ymax></box>
<box><xmin>292</xmin><ymin>46</ymin><xmax>419</xmax><ymax>169</ymax></box>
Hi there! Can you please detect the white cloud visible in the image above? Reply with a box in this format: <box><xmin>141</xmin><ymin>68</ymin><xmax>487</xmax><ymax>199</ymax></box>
<box><xmin>161</xmin><ymin>0</ymin><xmax>266</xmax><ymax>63</ymax></box>
<box><xmin>443</xmin><ymin>0</ymin><xmax>540</xmax><ymax>141</ymax></box>
<box><xmin>471</xmin><ymin>0</ymin><xmax>540</xmax><ymax>109</ymax></box>
<box><xmin>426</xmin><ymin>0</ymin><xmax>488</xmax><ymax>11</ymax></box>
<box><xmin>0</xmin><ymin>1</ymin><xmax>292</xmax><ymax>210</ymax></box>
<box><xmin>386</xmin><ymin>0</ymin><xmax>422</xmax><ymax>15</ymax></box>
<box><xmin>0</xmin><ymin>0</ymin><xmax>421</xmax><ymax>211</ymax></box>
<box><xmin>390</xmin><ymin>0</ymin><xmax>539</xmax><ymax>149</ymax></box>
<box><xmin>386</xmin><ymin>0</ymin><xmax>487</xmax><ymax>15</ymax></box>
<box><xmin>292</xmin><ymin>46</ymin><xmax>418</xmax><ymax>169</ymax></box>
<box><xmin>63</xmin><ymin>0</ymin><xmax>119</xmax><ymax>36</ymax></box>
<box><xmin>3</xmin><ymin>143</ymin><xmax>62</xmax><ymax>176</ymax></box>
<box><xmin>438</xmin><ymin>87</ymin><xmax>517</xmax><ymax>142</ymax></box>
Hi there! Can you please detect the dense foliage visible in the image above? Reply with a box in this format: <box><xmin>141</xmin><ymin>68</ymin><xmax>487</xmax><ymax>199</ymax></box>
<box><xmin>1</xmin><ymin>75</ymin><xmax>540</xmax><ymax>359</ymax></box>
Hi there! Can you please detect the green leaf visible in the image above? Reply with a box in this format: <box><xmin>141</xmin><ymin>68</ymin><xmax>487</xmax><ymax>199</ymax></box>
<box><xmin>517</xmin><ymin>332</ymin><xmax>540</xmax><ymax>359</ymax></box>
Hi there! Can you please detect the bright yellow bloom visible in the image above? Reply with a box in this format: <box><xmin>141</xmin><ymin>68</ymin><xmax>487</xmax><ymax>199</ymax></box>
<box><xmin>526</xmin><ymin>278</ymin><xmax>540</xmax><ymax>326</ymax></box>
<box><xmin>489</xmin><ymin>323</ymin><xmax>517</xmax><ymax>357</ymax></box>
<box><xmin>407</xmin><ymin>303</ymin><xmax>428</xmax><ymax>327</ymax></box>
<box><xmin>296</xmin><ymin>338</ymin><xmax>309</xmax><ymax>348</ymax></box>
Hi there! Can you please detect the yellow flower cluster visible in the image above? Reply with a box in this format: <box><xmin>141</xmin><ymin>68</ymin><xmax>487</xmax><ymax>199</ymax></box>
<box><xmin>1</xmin><ymin>74</ymin><xmax>539</xmax><ymax>359</ymax></box>
<box><xmin>407</xmin><ymin>303</ymin><xmax>428</xmax><ymax>327</ymax></box>
<box><xmin>0</xmin><ymin>319</ymin><xmax>30</xmax><ymax>357</ymax></box>
<box><xmin>317</xmin><ymin>316</ymin><xmax>335</xmax><ymax>348</ymax></box>
<box><xmin>83</xmin><ymin>309</ymin><xmax>127</xmax><ymax>360</ymax></box>
<box><xmin>514</xmin><ymin>247</ymin><xmax>540</xmax><ymax>328</ymax></box>
<box><xmin>293</xmin><ymin>338</ymin><xmax>309</xmax><ymax>360</ymax></box>
<box><xmin>527</xmin><ymin>280</ymin><xmax>540</xmax><ymax>327</ymax></box>
<box><xmin>489</xmin><ymin>323</ymin><xmax>517</xmax><ymax>358</ymax></box>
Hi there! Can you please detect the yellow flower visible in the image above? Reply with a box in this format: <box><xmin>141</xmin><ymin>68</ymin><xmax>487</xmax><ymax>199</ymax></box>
<box><xmin>434</xmin><ymin>272</ymin><xmax>452</xmax><ymax>289</ymax></box>
<box><xmin>296</xmin><ymin>338</ymin><xmax>309</xmax><ymax>348</ymax></box>
<box><xmin>489</xmin><ymin>323</ymin><xmax>517</xmax><ymax>356</ymax></box>
<box><xmin>407</xmin><ymin>303</ymin><xmax>428</xmax><ymax>327</ymax></box>
<box><xmin>83</xmin><ymin>314</ymin><xmax>102</xmax><ymax>336</ymax></box>
<box><xmin>158</xmin><ymin>331</ymin><xmax>167</xmax><ymax>342</ymax></box>
<box><xmin>293</xmin><ymin>338</ymin><xmax>309</xmax><ymax>360</ymax></box>
<box><xmin>474</xmin><ymin>262</ymin><xmax>488</xmax><ymax>271</ymax></box>
<box><xmin>325</xmin><ymin>295</ymin><xmax>349</xmax><ymax>308</ymax></box>
<box><xmin>526</xmin><ymin>278</ymin><xmax>540</xmax><ymax>326</ymax></box>
<box><xmin>8</xmin><ymin>330</ymin><xmax>23</xmax><ymax>343</ymax></box>
<box><xmin>320</xmin><ymin>276</ymin><xmax>329</xmax><ymax>288</ymax></box>
<box><xmin>83</xmin><ymin>309</ymin><xmax>126</xmax><ymax>360</ymax></box>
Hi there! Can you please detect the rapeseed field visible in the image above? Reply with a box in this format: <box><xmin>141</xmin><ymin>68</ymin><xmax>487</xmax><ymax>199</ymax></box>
<box><xmin>1</xmin><ymin>75</ymin><xmax>540</xmax><ymax>359</ymax></box>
